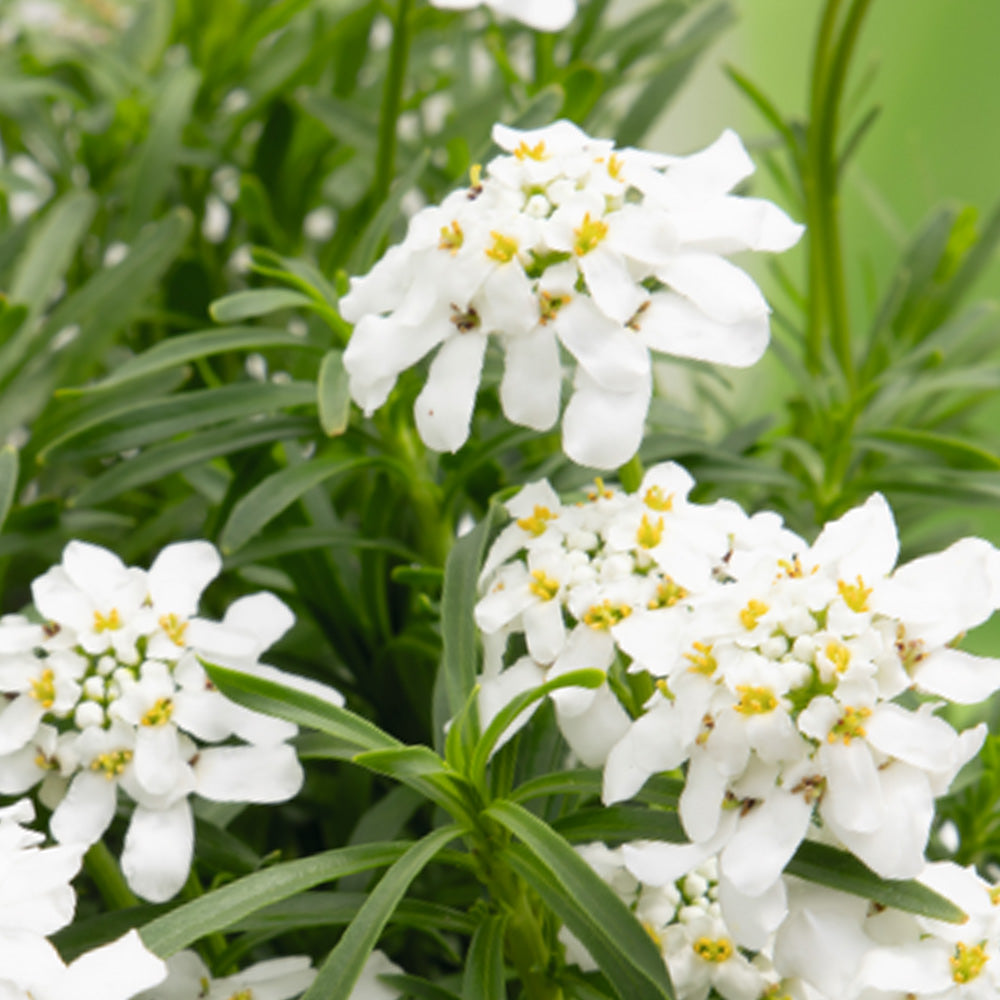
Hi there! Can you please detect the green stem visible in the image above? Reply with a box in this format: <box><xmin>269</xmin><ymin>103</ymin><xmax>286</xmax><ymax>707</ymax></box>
<box><xmin>616</xmin><ymin>454</ymin><xmax>645</xmax><ymax>494</ymax></box>
<box><xmin>84</xmin><ymin>841</ymin><xmax>138</xmax><ymax>910</ymax></box>
<box><xmin>373</xmin><ymin>0</ymin><xmax>413</xmax><ymax>205</ymax></box>
<box><xmin>533</xmin><ymin>32</ymin><xmax>555</xmax><ymax>89</ymax></box>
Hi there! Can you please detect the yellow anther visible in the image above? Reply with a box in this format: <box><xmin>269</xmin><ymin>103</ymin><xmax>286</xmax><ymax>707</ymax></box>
<box><xmin>825</xmin><ymin>640</ymin><xmax>851</xmax><ymax>673</ymax></box>
<box><xmin>586</xmin><ymin>477</ymin><xmax>613</xmax><ymax>501</ymax></box>
<box><xmin>91</xmin><ymin>749</ymin><xmax>133</xmax><ymax>779</ymax></box>
<box><xmin>692</xmin><ymin>937</ymin><xmax>733</xmax><ymax>963</ymax></box>
<box><xmin>636</xmin><ymin>513</ymin><xmax>664</xmax><ymax>550</ymax></box>
<box><xmin>34</xmin><ymin>752</ymin><xmax>58</xmax><ymax>771</ymax></box>
<box><xmin>607</xmin><ymin>153</ymin><xmax>625</xmax><ymax>180</ymax></box>
<box><xmin>514</xmin><ymin>140</ymin><xmax>547</xmax><ymax>161</ymax></box>
<box><xmin>529</xmin><ymin>570</ymin><xmax>560</xmax><ymax>601</ymax></box>
<box><xmin>643</xmin><ymin>485</ymin><xmax>673</xmax><ymax>512</ymax></box>
<box><xmin>469</xmin><ymin>163</ymin><xmax>482</xmax><ymax>189</ymax></box>
<box><xmin>450</xmin><ymin>303</ymin><xmax>481</xmax><ymax>333</ymax></box>
<box><xmin>762</xmin><ymin>986</ymin><xmax>793</xmax><ymax>1000</ymax></box>
<box><xmin>93</xmin><ymin>608</ymin><xmax>122</xmax><ymax>633</ymax></box>
<box><xmin>739</xmin><ymin>598</ymin><xmax>769</xmax><ymax>630</ymax></box>
<box><xmin>776</xmin><ymin>555</ymin><xmax>809</xmax><ymax>579</ymax></box>
<box><xmin>516</xmin><ymin>505</ymin><xmax>557</xmax><ymax>536</ymax></box>
<box><xmin>648</xmin><ymin>577</ymin><xmax>688</xmax><ymax>610</ymax></box>
<box><xmin>486</xmin><ymin>231</ymin><xmax>519</xmax><ymax>263</ymax></box>
<box><xmin>29</xmin><ymin>668</ymin><xmax>56</xmax><ymax>709</ymax></box>
<box><xmin>828</xmin><ymin>705</ymin><xmax>872</xmax><ymax>745</ymax></box>
<box><xmin>438</xmin><ymin>220</ymin><xmax>464</xmax><ymax>253</ymax></box>
<box><xmin>228</xmin><ymin>991</ymin><xmax>254</xmax><ymax>1000</ymax></box>
<box><xmin>573</xmin><ymin>212</ymin><xmax>608</xmax><ymax>256</ymax></box>
<box><xmin>140</xmin><ymin>697</ymin><xmax>174</xmax><ymax>727</ymax></box>
<box><xmin>642</xmin><ymin>921</ymin><xmax>663</xmax><ymax>949</ymax></box>
<box><xmin>655</xmin><ymin>678</ymin><xmax>675</xmax><ymax>701</ymax></box>
<box><xmin>950</xmin><ymin>942</ymin><xmax>989</xmax><ymax>984</ymax></box>
<box><xmin>990</xmin><ymin>886</ymin><xmax>1000</xmax><ymax>906</ymax></box>
<box><xmin>895</xmin><ymin>624</ymin><xmax>927</xmax><ymax>674</ymax></box>
<box><xmin>582</xmin><ymin>600</ymin><xmax>632</xmax><ymax>630</ymax></box>
<box><xmin>538</xmin><ymin>290</ymin><xmax>571</xmax><ymax>324</ymax></box>
<box><xmin>159</xmin><ymin>613</ymin><xmax>188</xmax><ymax>647</ymax></box>
<box><xmin>695</xmin><ymin>713</ymin><xmax>715</xmax><ymax>746</ymax></box>
<box><xmin>837</xmin><ymin>575</ymin><xmax>872</xmax><ymax>613</ymax></box>
<box><xmin>734</xmin><ymin>685</ymin><xmax>778</xmax><ymax>715</ymax></box>
<box><xmin>684</xmin><ymin>642</ymin><xmax>717</xmax><ymax>676</ymax></box>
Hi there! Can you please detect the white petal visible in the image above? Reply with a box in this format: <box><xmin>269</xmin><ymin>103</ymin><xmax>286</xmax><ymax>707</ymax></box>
<box><xmin>821</xmin><ymin>739</ymin><xmax>884</xmax><ymax>833</ymax></box>
<box><xmin>671</xmin><ymin>196</ymin><xmax>804</xmax><ymax>254</ymax></box>
<box><xmin>148</xmin><ymin>542</ymin><xmax>221</xmax><ymax>617</ymax></box>
<box><xmin>194</xmin><ymin>744</ymin><xmax>303</xmax><ymax>803</ymax></box>
<box><xmin>555</xmin><ymin>298</ymin><xmax>650</xmax><ymax>392</ymax></box>
<box><xmin>221</xmin><ymin>592</ymin><xmax>295</xmax><ymax>659</ymax></box>
<box><xmin>59</xmin><ymin>930</ymin><xmax>167</xmax><ymax>1000</ymax></box>
<box><xmin>499</xmin><ymin>326</ymin><xmax>562</xmax><ymax>431</ymax></box>
<box><xmin>343</xmin><ymin>313</ymin><xmax>445</xmax><ymax>391</ymax></box>
<box><xmin>50</xmin><ymin>770</ymin><xmax>118</xmax><ymax>846</ymax></box>
<box><xmin>913</xmin><ymin>646</ymin><xmax>1000</xmax><ymax>704</ymax></box>
<box><xmin>414</xmin><ymin>332</ymin><xmax>488</xmax><ymax>452</ymax></box>
<box><xmin>809</xmin><ymin>492</ymin><xmax>898</xmax><ymax>582</ymax></box>
<box><xmin>561</xmin><ymin>367</ymin><xmax>651</xmax><ymax>470</ymax></box>
<box><xmin>656</xmin><ymin>252</ymin><xmax>768</xmax><ymax>325</ymax></box>
<box><xmin>0</xmin><ymin>696</ymin><xmax>44</xmax><ymax>755</ymax></box>
<box><xmin>717</xmin><ymin>874</ymin><xmax>787</xmax><ymax>951</ymax></box>
<box><xmin>554</xmin><ymin>685</ymin><xmax>630</xmax><ymax>767</ymax></box>
<box><xmin>490</xmin><ymin>0</ymin><xmax>576</xmax><ymax>31</ymax></box>
<box><xmin>578</xmin><ymin>248</ymin><xmax>647</xmax><ymax>324</ymax></box>
<box><xmin>661</xmin><ymin>130</ymin><xmax>755</xmax><ymax>202</ymax></box>
<box><xmin>477</xmin><ymin>656</ymin><xmax>546</xmax><ymax>755</ymax></box>
<box><xmin>679</xmin><ymin>750</ymin><xmax>728</xmax><ymax>842</ymax></box>
<box><xmin>121</xmin><ymin>800</ymin><xmax>194</xmax><ymax>903</ymax></box>
<box><xmin>134</xmin><ymin>726</ymin><xmax>184</xmax><ymax>797</ymax></box>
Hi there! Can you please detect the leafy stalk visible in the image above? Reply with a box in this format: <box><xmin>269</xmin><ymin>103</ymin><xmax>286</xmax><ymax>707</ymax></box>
<box><xmin>374</xmin><ymin>0</ymin><xmax>414</xmax><ymax>205</ymax></box>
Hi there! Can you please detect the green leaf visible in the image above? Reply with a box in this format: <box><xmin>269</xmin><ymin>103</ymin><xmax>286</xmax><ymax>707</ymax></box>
<box><xmin>204</xmin><ymin>662</ymin><xmax>399</xmax><ymax>753</ymax></box>
<box><xmin>438</xmin><ymin>502</ymin><xmax>505</xmax><ymax>720</ymax></box>
<box><xmin>318</xmin><ymin>349</ymin><xmax>352</xmax><ymax>436</ymax></box>
<box><xmin>298</xmin><ymin>90</ymin><xmax>378</xmax><ymax>155</ymax></box>
<box><xmin>353</xmin><ymin>746</ymin><xmax>454</xmax><ymax>782</ymax></box>
<box><xmin>380</xmin><ymin>975</ymin><xmax>463</xmax><ymax>1000</ymax></box>
<box><xmin>462</xmin><ymin>914</ymin><xmax>507</xmax><ymax>1000</ymax></box>
<box><xmin>9</xmin><ymin>190</ymin><xmax>98</xmax><ymax>320</ymax></box>
<box><xmin>69</xmin><ymin>416</ymin><xmax>316</xmax><ymax>507</ymax></box>
<box><xmin>301</xmin><ymin>826</ymin><xmax>461</xmax><ymax>1000</ymax></box>
<box><xmin>222</xmin><ymin>526</ymin><xmax>420</xmax><ymax>569</ymax></box>
<box><xmin>209</xmin><ymin>288</ymin><xmax>318</xmax><ymax>323</ymax></box>
<box><xmin>66</xmin><ymin>326</ymin><xmax>320</xmax><ymax>394</ymax></box>
<box><xmin>861</xmin><ymin>428</ymin><xmax>1000</xmax><ymax>470</ymax></box>
<box><xmin>469</xmin><ymin>669</ymin><xmax>605</xmax><ymax>788</ymax></box>
<box><xmin>220</xmin><ymin>449</ymin><xmax>390</xmax><ymax>554</ymax></box>
<box><xmin>788</xmin><ymin>841</ymin><xmax>966</xmax><ymax>923</ymax></box>
<box><xmin>486</xmin><ymin>801</ymin><xmax>675</xmax><ymax>1000</ymax></box>
<box><xmin>141</xmin><ymin>842</ymin><xmax>407</xmax><ymax>956</ymax></box>
<box><xmin>0</xmin><ymin>447</ymin><xmax>19</xmax><ymax>534</ymax></box>
<box><xmin>552</xmin><ymin>806</ymin><xmax>684</xmax><ymax>847</ymax></box>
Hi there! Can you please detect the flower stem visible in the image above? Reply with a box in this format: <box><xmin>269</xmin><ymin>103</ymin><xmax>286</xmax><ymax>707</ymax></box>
<box><xmin>84</xmin><ymin>840</ymin><xmax>138</xmax><ymax>910</ymax></box>
<box><xmin>617</xmin><ymin>454</ymin><xmax>645</xmax><ymax>494</ymax></box>
<box><xmin>373</xmin><ymin>0</ymin><xmax>413</xmax><ymax>206</ymax></box>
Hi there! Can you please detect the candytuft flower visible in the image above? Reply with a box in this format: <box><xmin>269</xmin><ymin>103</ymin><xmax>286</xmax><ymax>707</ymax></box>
<box><xmin>341</xmin><ymin>120</ymin><xmax>802</xmax><ymax>469</ymax></box>
<box><xmin>428</xmin><ymin>0</ymin><xmax>576</xmax><ymax>32</ymax></box>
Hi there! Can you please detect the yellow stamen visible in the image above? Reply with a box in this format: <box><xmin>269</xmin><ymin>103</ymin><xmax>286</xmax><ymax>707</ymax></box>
<box><xmin>828</xmin><ymin>705</ymin><xmax>872</xmax><ymax>745</ymax></box>
<box><xmin>734</xmin><ymin>685</ymin><xmax>778</xmax><ymax>715</ymax></box>
<box><xmin>692</xmin><ymin>937</ymin><xmax>733</xmax><ymax>963</ymax></box>
<box><xmin>607</xmin><ymin>153</ymin><xmax>625</xmax><ymax>180</ymax></box>
<box><xmin>825</xmin><ymin>640</ymin><xmax>851</xmax><ymax>673</ymax></box>
<box><xmin>159</xmin><ymin>613</ymin><xmax>188</xmax><ymax>646</ymax></box>
<box><xmin>538</xmin><ymin>290</ymin><xmax>571</xmax><ymax>324</ymax></box>
<box><xmin>643</xmin><ymin>485</ymin><xmax>673</xmax><ymax>511</ymax></box>
<box><xmin>636</xmin><ymin>514</ymin><xmax>664</xmax><ymax>550</ymax></box>
<box><xmin>486</xmin><ymin>231</ymin><xmax>519</xmax><ymax>263</ymax></box>
<box><xmin>684</xmin><ymin>642</ymin><xmax>717</xmax><ymax>676</ymax></box>
<box><xmin>91</xmin><ymin>749</ymin><xmax>133</xmax><ymax>779</ymax></box>
<box><xmin>29</xmin><ymin>668</ymin><xmax>56</xmax><ymax>709</ymax></box>
<box><xmin>586</xmin><ymin>477</ymin><xmax>613</xmax><ymax>501</ymax></box>
<box><xmin>837</xmin><ymin>575</ymin><xmax>872</xmax><ymax>613</ymax></box>
<box><xmin>516</xmin><ymin>505</ymin><xmax>557</xmax><ymax>536</ymax></box>
<box><xmin>573</xmin><ymin>212</ymin><xmax>608</xmax><ymax>256</ymax></box>
<box><xmin>514</xmin><ymin>140</ymin><xmax>547</xmax><ymax>161</ymax></box>
<box><xmin>582</xmin><ymin>600</ymin><xmax>632</xmax><ymax>630</ymax></box>
<box><xmin>438</xmin><ymin>220</ymin><xmax>464</xmax><ymax>253</ymax></box>
<box><xmin>648</xmin><ymin>577</ymin><xmax>688</xmax><ymax>610</ymax></box>
<box><xmin>739</xmin><ymin>598</ymin><xmax>769</xmax><ymax>630</ymax></box>
<box><xmin>469</xmin><ymin>163</ymin><xmax>482</xmax><ymax>188</ymax></box>
<box><xmin>528</xmin><ymin>570</ymin><xmax>559</xmax><ymax>601</ymax></box>
<box><xmin>228</xmin><ymin>991</ymin><xmax>254</xmax><ymax>1000</ymax></box>
<box><xmin>990</xmin><ymin>886</ymin><xmax>1000</xmax><ymax>906</ymax></box>
<box><xmin>777</xmin><ymin>555</ymin><xmax>807</xmax><ymax>579</ymax></box>
<box><xmin>895</xmin><ymin>624</ymin><xmax>927</xmax><ymax>674</ymax></box>
<box><xmin>94</xmin><ymin>608</ymin><xmax>122</xmax><ymax>633</ymax></box>
<box><xmin>140</xmin><ymin>697</ymin><xmax>173</xmax><ymax>727</ymax></box>
<box><xmin>655</xmin><ymin>678</ymin><xmax>675</xmax><ymax>701</ymax></box>
<box><xmin>951</xmin><ymin>942</ymin><xmax>989</xmax><ymax>984</ymax></box>
<box><xmin>642</xmin><ymin>921</ymin><xmax>663</xmax><ymax>949</ymax></box>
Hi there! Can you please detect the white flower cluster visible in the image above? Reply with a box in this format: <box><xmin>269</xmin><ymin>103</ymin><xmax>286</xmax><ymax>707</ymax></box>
<box><xmin>341</xmin><ymin>121</ymin><xmax>802</xmax><ymax>469</ymax></box>
<box><xmin>137</xmin><ymin>951</ymin><xmax>316</xmax><ymax>1000</ymax></box>
<box><xmin>428</xmin><ymin>0</ymin><xmax>576</xmax><ymax>32</ymax></box>
<box><xmin>0</xmin><ymin>797</ymin><xmax>166</xmax><ymax>1000</ymax></box>
<box><xmin>0</xmin><ymin>540</ymin><xmax>341</xmax><ymax>902</ymax></box>
<box><xmin>571</xmin><ymin>843</ymin><xmax>1000</xmax><ymax>1000</ymax></box>
<box><xmin>475</xmin><ymin>463</ymin><xmax>1000</xmax><ymax>904</ymax></box>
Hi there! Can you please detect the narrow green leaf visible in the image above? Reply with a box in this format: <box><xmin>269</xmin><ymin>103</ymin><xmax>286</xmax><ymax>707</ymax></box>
<box><xmin>69</xmin><ymin>416</ymin><xmax>316</xmax><ymax>507</ymax></box>
<box><xmin>301</xmin><ymin>826</ymin><xmax>461</xmax><ymax>1000</ymax></box>
<box><xmin>10</xmin><ymin>191</ymin><xmax>97</xmax><ymax>319</ymax></box>
<box><xmin>318</xmin><ymin>349</ymin><xmax>352</xmax><ymax>436</ymax></box>
<box><xmin>141</xmin><ymin>842</ymin><xmax>406</xmax><ymax>956</ymax></box>
<box><xmin>380</xmin><ymin>975</ymin><xmax>463</xmax><ymax>1000</ymax></box>
<box><xmin>487</xmin><ymin>801</ymin><xmax>675</xmax><ymax>1000</ymax></box>
<box><xmin>220</xmin><ymin>450</ymin><xmax>389</xmax><ymax>554</ymax></box>
<box><xmin>209</xmin><ymin>288</ymin><xmax>317</xmax><ymax>323</ymax></box>
<box><xmin>66</xmin><ymin>326</ymin><xmax>320</xmax><ymax>394</ymax></box>
<box><xmin>462</xmin><ymin>914</ymin><xmax>507</xmax><ymax>1000</ymax></box>
<box><xmin>353</xmin><ymin>746</ymin><xmax>453</xmax><ymax>782</ymax></box>
<box><xmin>298</xmin><ymin>91</ymin><xmax>378</xmax><ymax>154</ymax></box>
<box><xmin>553</xmin><ymin>806</ymin><xmax>684</xmax><ymax>847</ymax></box>
<box><xmin>788</xmin><ymin>841</ymin><xmax>966</xmax><ymax>923</ymax></box>
<box><xmin>204</xmin><ymin>662</ymin><xmax>400</xmax><ymax>753</ymax></box>
<box><xmin>469</xmin><ymin>670</ymin><xmax>605</xmax><ymax>787</ymax></box>
<box><xmin>438</xmin><ymin>503</ymin><xmax>505</xmax><ymax>719</ymax></box>
<box><xmin>0</xmin><ymin>447</ymin><xmax>18</xmax><ymax>533</ymax></box>
<box><xmin>222</xmin><ymin>526</ymin><xmax>420</xmax><ymax>569</ymax></box>
<box><xmin>861</xmin><ymin>428</ymin><xmax>1000</xmax><ymax>470</ymax></box>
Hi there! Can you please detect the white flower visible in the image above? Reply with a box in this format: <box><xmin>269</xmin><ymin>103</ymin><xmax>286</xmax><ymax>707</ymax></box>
<box><xmin>428</xmin><ymin>0</ymin><xmax>576</xmax><ymax>32</ymax></box>
<box><xmin>342</xmin><ymin>121</ymin><xmax>802</xmax><ymax>468</ymax></box>
<box><xmin>136</xmin><ymin>951</ymin><xmax>315</xmax><ymax>1000</ymax></box>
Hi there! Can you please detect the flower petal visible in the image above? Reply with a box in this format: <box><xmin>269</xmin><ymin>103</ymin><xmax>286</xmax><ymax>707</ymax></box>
<box><xmin>414</xmin><ymin>332</ymin><xmax>488</xmax><ymax>452</ymax></box>
<box><xmin>120</xmin><ymin>800</ymin><xmax>194</xmax><ymax>903</ymax></box>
